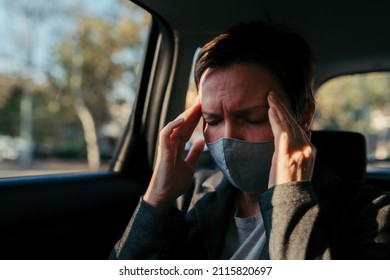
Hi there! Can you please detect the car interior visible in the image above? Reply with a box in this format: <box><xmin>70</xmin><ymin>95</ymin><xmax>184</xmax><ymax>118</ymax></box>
<box><xmin>0</xmin><ymin>0</ymin><xmax>390</xmax><ymax>259</ymax></box>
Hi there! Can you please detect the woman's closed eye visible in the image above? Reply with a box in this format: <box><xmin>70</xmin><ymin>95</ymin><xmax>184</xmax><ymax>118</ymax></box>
<box><xmin>204</xmin><ymin>117</ymin><xmax>222</xmax><ymax>126</ymax></box>
<box><xmin>245</xmin><ymin>116</ymin><xmax>269</xmax><ymax>125</ymax></box>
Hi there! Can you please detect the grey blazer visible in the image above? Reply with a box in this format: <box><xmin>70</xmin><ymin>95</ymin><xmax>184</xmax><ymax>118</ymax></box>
<box><xmin>110</xmin><ymin>163</ymin><xmax>390</xmax><ymax>260</ymax></box>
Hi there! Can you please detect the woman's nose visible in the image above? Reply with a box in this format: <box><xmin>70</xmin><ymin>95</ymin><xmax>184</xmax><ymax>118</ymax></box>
<box><xmin>224</xmin><ymin>120</ymin><xmax>244</xmax><ymax>140</ymax></box>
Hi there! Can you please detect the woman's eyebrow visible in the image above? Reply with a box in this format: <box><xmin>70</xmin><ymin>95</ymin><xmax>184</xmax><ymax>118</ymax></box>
<box><xmin>232</xmin><ymin>105</ymin><xmax>269</xmax><ymax>116</ymax></box>
<box><xmin>201</xmin><ymin>111</ymin><xmax>220</xmax><ymax>118</ymax></box>
<box><xmin>201</xmin><ymin>105</ymin><xmax>268</xmax><ymax>117</ymax></box>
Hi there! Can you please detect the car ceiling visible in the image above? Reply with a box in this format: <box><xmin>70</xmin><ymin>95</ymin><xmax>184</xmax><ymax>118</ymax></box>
<box><xmin>133</xmin><ymin>0</ymin><xmax>390</xmax><ymax>87</ymax></box>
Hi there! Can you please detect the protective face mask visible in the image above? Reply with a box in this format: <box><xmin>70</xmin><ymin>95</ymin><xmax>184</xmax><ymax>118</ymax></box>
<box><xmin>206</xmin><ymin>138</ymin><xmax>274</xmax><ymax>193</ymax></box>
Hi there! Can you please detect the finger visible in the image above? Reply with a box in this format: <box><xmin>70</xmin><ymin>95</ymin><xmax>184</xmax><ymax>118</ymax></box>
<box><xmin>268</xmin><ymin>92</ymin><xmax>307</xmax><ymax>145</ymax></box>
<box><xmin>182</xmin><ymin>102</ymin><xmax>202</xmax><ymax>140</ymax></box>
<box><xmin>268</xmin><ymin>106</ymin><xmax>281</xmax><ymax>137</ymax></box>
<box><xmin>268</xmin><ymin>97</ymin><xmax>286</xmax><ymax>140</ymax></box>
<box><xmin>269</xmin><ymin>99</ymin><xmax>291</xmax><ymax>162</ymax></box>
<box><xmin>269</xmin><ymin>106</ymin><xmax>289</xmax><ymax>156</ymax></box>
<box><xmin>160</xmin><ymin>118</ymin><xmax>185</xmax><ymax>149</ymax></box>
<box><xmin>268</xmin><ymin>92</ymin><xmax>297</xmax><ymax>130</ymax></box>
<box><xmin>171</xmin><ymin>102</ymin><xmax>202</xmax><ymax>142</ymax></box>
<box><xmin>185</xmin><ymin>139</ymin><xmax>205</xmax><ymax>170</ymax></box>
<box><xmin>268</xmin><ymin>92</ymin><xmax>296</xmax><ymax>119</ymax></box>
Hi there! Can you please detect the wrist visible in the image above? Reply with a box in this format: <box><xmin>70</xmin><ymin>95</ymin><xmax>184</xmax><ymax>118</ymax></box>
<box><xmin>143</xmin><ymin>192</ymin><xmax>173</xmax><ymax>212</ymax></box>
<box><xmin>269</xmin><ymin>180</ymin><xmax>312</xmax><ymax>189</ymax></box>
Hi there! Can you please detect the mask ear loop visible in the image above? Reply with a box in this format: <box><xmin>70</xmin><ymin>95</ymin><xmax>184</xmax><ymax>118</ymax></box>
<box><xmin>300</xmin><ymin>119</ymin><xmax>311</xmax><ymax>136</ymax></box>
<box><xmin>306</xmin><ymin>129</ymin><xmax>312</xmax><ymax>140</ymax></box>
<box><xmin>298</xmin><ymin>120</ymin><xmax>311</xmax><ymax>139</ymax></box>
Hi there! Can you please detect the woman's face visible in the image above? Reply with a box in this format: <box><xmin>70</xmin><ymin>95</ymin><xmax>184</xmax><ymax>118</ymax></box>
<box><xmin>199</xmin><ymin>63</ymin><xmax>293</xmax><ymax>143</ymax></box>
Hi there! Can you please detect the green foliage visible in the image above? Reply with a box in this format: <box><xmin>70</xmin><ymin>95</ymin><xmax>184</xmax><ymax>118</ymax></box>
<box><xmin>0</xmin><ymin>86</ymin><xmax>23</xmax><ymax>137</ymax></box>
<box><xmin>53</xmin><ymin>13</ymin><xmax>149</xmax><ymax>129</ymax></box>
<box><xmin>314</xmin><ymin>72</ymin><xmax>390</xmax><ymax>160</ymax></box>
<box><xmin>314</xmin><ymin>72</ymin><xmax>390</xmax><ymax>134</ymax></box>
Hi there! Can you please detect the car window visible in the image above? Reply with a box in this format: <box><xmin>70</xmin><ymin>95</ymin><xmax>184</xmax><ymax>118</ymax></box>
<box><xmin>0</xmin><ymin>0</ymin><xmax>150</xmax><ymax>177</ymax></box>
<box><xmin>313</xmin><ymin>72</ymin><xmax>390</xmax><ymax>171</ymax></box>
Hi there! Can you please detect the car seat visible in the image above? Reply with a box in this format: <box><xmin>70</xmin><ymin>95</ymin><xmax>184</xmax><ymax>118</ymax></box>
<box><xmin>311</xmin><ymin>130</ymin><xmax>366</xmax><ymax>182</ymax></box>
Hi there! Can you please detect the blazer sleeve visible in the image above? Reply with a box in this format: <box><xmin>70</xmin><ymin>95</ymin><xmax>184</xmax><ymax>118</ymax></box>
<box><xmin>109</xmin><ymin>198</ymin><xmax>186</xmax><ymax>260</ymax></box>
<box><xmin>259</xmin><ymin>181</ymin><xmax>390</xmax><ymax>259</ymax></box>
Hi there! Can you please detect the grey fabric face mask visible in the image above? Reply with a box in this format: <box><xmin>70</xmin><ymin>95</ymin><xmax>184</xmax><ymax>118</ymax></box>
<box><xmin>206</xmin><ymin>138</ymin><xmax>274</xmax><ymax>193</ymax></box>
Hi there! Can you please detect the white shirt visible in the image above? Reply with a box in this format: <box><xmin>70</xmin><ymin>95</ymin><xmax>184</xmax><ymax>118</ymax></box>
<box><xmin>220</xmin><ymin>210</ymin><xmax>266</xmax><ymax>259</ymax></box>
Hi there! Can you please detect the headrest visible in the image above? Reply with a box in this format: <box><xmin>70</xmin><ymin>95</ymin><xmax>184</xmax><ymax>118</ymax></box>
<box><xmin>311</xmin><ymin>130</ymin><xmax>367</xmax><ymax>182</ymax></box>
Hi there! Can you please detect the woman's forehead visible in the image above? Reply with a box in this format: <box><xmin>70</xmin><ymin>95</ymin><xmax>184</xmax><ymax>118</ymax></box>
<box><xmin>199</xmin><ymin>63</ymin><xmax>289</xmax><ymax>107</ymax></box>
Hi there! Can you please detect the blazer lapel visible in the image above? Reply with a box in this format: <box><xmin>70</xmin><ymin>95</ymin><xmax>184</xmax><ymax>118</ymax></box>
<box><xmin>194</xmin><ymin>179</ymin><xmax>236</xmax><ymax>259</ymax></box>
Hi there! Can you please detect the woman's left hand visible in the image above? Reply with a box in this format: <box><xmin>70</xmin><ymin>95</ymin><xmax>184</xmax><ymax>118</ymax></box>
<box><xmin>267</xmin><ymin>91</ymin><xmax>316</xmax><ymax>188</ymax></box>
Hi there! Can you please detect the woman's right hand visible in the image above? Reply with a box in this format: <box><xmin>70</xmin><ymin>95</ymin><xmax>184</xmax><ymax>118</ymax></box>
<box><xmin>143</xmin><ymin>101</ymin><xmax>205</xmax><ymax>212</ymax></box>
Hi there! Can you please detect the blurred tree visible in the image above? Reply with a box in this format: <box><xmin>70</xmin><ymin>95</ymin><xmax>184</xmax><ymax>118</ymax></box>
<box><xmin>48</xmin><ymin>13</ymin><xmax>149</xmax><ymax>168</ymax></box>
<box><xmin>0</xmin><ymin>0</ymin><xmax>150</xmax><ymax>170</ymax></box>
<box><xmin>314</xmin><ymin>72</ymin><xmax>390</xmax><ymax>133</ymax></box>
<box><xmin>314</xmin><ymin>72</ymin><xmax>390</xmax><ymax>160</ymax></box>
<box><xmin>1</xmin><ymin>0</ymin><xmax>62</xmax><ymax>167</ymax></box>
<box><xmin>0</xmin><ymin>86</ymin><xmax>23</xmax><ymax>137</ymax></box>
